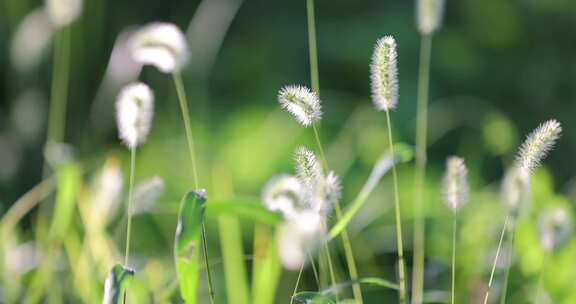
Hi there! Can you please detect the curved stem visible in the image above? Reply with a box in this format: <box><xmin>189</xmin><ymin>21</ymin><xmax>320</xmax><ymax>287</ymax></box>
<box><xmin>483</xmin><ymin>215</ymin><xmax>510</xmax><ymax>304</ymax></box>
<box><xmin>411</xmin><ymin>33</ymin><xmax>432</xmax><ymax>304</ymax></box>
<box><xmin>172</xmin><ymin>71</ymin><xmax>215</xmax><ymax>303</ymax></box>
<box><xmin>173</xmin><ymin>72</ymin><xmax>200</xmax><ymax>189</ymax></box>
<box><xmin>385</xmin><ymin>110</ymin><xmax>406</xmax><ymax>304</ymax></box>
<box><xmin>124</xmin><ymin>147</ymin><xmax>137</xmax><ymax>266</ymax></box>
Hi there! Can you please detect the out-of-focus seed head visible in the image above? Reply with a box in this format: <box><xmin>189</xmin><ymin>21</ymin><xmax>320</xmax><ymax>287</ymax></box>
<box><xmin>537</xmin><ymin>207</ymin><xmax>572</xmax><ymax>252</ymax></box>
<box><xmin>130</xmin><ymin>22</ymin><xmax>189</xmax><ymax>73</ymax></box>
<box><xmin>278</xmin><ymin>85</ymin><xmax>322</xmax><ymax>127</ymax></box>
<box><xmin>115</xmin><ymin>82</ymin><xmax>155</xmax><ymax>149</ymax></box>
<box><xmin>45</xmin><ymin>0</ymin><xmax>83</xmax><ymax>28</ymax></box>
<box><xmin>370</xmin><ymin>36</ymin><xmax>399</xmax><ymax>111</ymax></box>
<box><xmin>90</xmin><ymin>156</ymin><xmax>123</xmax><ymax>226</ymax></box>
<box><xmin>261</xmin><ymin>174</ymin><xmax>304</xmax><ymax>219</ymax></box>
<box><xmin>417</xmin><ymin>0</ymin><xmax>445</xmax><ymax>34</ymax></box>
<box><xmin>131</xmin><ymin>176</ymin><xmax>165</xmax><ymax>215</ymax></box>
<box><xmin>500</xmin><ymin>167</ymin><xmax>530</xmax><ymax>216</ymax></box>
<box><xmin>277</xmin><ymin>210</ymin><xmax>324</xmax><ymax>270</ymax></box>
<box><xmin>10</xmin><ymin>9</ymin><xmax>54</xmax><ymax>72</ymax></box>
<box><xmin>515</xmin><ymin>119</ymin><xmax>561</xmax><ymax>176</ymax></box>
<box><xmin>441</xmin><ymin>156</ymin><xmax>469</xmax><ymax>213</ymax></box>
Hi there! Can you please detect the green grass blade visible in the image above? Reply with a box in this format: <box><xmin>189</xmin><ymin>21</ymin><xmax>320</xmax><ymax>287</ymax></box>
<box><xmin>48</xmin><ymin>161</ymin><xmax>81</xmax><ymax>241</ymax></box>
<box><xmin>252</xmin><ymin>227</ymin><xmax>282</xmax><ymax>304</ymax></box>
<box><xmin>329</xmin><ymin>153</ymin><xmax>398</xmax><ymax>239</ymax></box>
<box><xmin>174</xmin><ymin>190</ymin><xmax>207</xmax><ymax>303</ymax></box>
<box><xmin>293</xmin><ymin>277</ymin><xmax>399</xmax><ymax>303</ymax></box>
<box><xmin>218</xmin><ymin>215</ymin><xmax>250</xmax><ymax>304</ymax></box>
<box><xmin>102</xmin><ymin>264</ymin><xmax>135</xmax><ymax>304</ymax></box>
<box><xmin>206</xmin><ymin>200</ymin><xmax>282</xmax><ymax>225</ymax></box>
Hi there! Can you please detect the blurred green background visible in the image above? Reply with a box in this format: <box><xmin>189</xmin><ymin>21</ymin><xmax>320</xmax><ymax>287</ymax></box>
<box><xmin>1</xmin><ymin>0</ymin><xmax>576</xmax><ymax>303</ymax></box>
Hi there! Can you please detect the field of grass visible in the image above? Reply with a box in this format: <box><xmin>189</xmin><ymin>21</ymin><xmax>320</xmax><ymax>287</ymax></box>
<box><xmin>1</xmin><ymin>0</ymin><xmax>576</xmax><ymax>303</ymax></box>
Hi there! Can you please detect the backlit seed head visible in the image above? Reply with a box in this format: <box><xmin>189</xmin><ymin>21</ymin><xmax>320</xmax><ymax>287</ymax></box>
<box><xmin>131</xmin><ymin>22</ymin><xmax>189</xmax><ymax>73</ymax></box>
<box><xmin>537</xmin><ymin>207</ymin><xmax>572</xmax><ymax>252</ymax></box>
<box><xmin>442</xmin><ymin>156</ymin><xmax>469</xmax><ymax>213</ymax></box>
<box><xmin>277</xmin><ymin>210</ymin><xmax>324</xmax><ymax>270</ymax></box>
<box><xmin>90</xmin><ymin>156</ymin><xmax>123</xmax><ymax>226</ymax></box>
<box><xmin>278</xmin><ymin>85</ymin><xmax>322</xmax><ymax>127</ymax></box>
<box><xmin>261</xmin><ymin>174</ymin><xmax>304</xmax><ymax>219</ymax></box>
<box><xmin>370</xmin><ymin>36</ymin><xmax>399</xmax><ymax>111</ymax></box>
<box><xmin>45</xmin><ymin>0</ymin><xmax>83</xmax><ymax>28</ymax></box>
<box><xmin>115</xmin><ymin>82</ymin><xmax>154</xmax><ymax>149</ymax></box>
<box><xmin>516</xmin><ymin>120</ymin><xmax>561</xmax><ymax>176</ymax></box>
<box><xmin>294</xmin><ymin>146</ymin><xmax>323</xmax><ymax>187</ymax></box>
<box><xmin>417</xmin><ymin>0</ymin><xmax>445</xmax><ymax>34</ymax></box>
<box><xmin>131</xmin><ymin>176</ymin><xmax>165</xmax><ymax>215</ymax></box>
<box><xmin>500</xmin><ymin>167</ymin><xmax>530</xmax><ymax>215</ymax></box>
<box><xmin>10</xmin><ymin>9</ymin><xmax>54</xmax><ymax>72</ymax></box>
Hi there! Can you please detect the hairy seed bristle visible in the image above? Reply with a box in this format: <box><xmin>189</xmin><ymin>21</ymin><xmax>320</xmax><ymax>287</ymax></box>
<box><xmin>370</xmin><ymin>36</ymin><xmax>399</xmax><ymax>111</ymax></box>
<box><xmin>500</xmin><ymin>167</ymin><xmax>530</xmax><ymax>215</ymax></box>
<box><xmin>442</xmin><ymin>156</ymin><xmax>469</xmax><ymax>213</ymax></box>
<box><xmin>115</xmin><ymin>82</ymin><xmax>155</xmax><ymax>149</ymax></box>
<box><xmin>515</xmin><ymin>119</ymin><xmax>561</xmax><ymax>175</ymax></box>
<box><xmin>278</xmin><ymin>85</ymin><xmax>322</xmax><ymax>127</ymax></box>
<box><xmin>294</xmin><ymin>146</ymin><xmax>323</xmax><ymax>186</ymax></box>
<box><xmin>417</xmin><ymin>0</ymin><xmax>445</xmax><ymax>34</ymax></box>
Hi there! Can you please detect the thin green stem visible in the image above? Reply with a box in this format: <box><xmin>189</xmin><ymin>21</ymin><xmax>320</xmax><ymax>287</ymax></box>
<box><xmin>307</xmin><ymin>251</ymin><xmax>321</xmax><ymax>288</ymax></box>
<box><xmin>290</xmin><ymin>262</ymin><xmax>305</xmax><ymax>304</ymax></box>
<box><xmin>172</xmin><ymin>71</ymin><xmax>215</xmax><ymax>303</ymax></box>
<box><xmin>483</xmin><ymin>215</ymin><xmax>510</xmax><ymax>304</ymax></box>
<box><xmin>312</xmin><ymin>124</ymin><xmax>329</xmax><ymax>170</ymax></box>
<box><xmin>534</xmin><ymin>251</ymin><xmax>549</xmax><ymax>303</ymax></box>
<box><xmin>451</xmin><ymin>213</ymin><xmax>457</xmax><ymax>304</ymax></box>
<box><xmin>202</xmin><ymin>222</ymin><xmax>216</xmax><ymax>304</ymax></box>
<box><xmin>412</xmin><ymin>33</ymin><xmax>432</xmax><ymax>304</ymax></box>
<box><xmin>306</xmin><ymin>0</ymin><xmax>319</xmax><ymax>95</ymax></box>
<box><xmin>500</xmin><ymin>225</ymin><xmax>516</xmax><ymax>304</ymax></box>
<box><xmin>124</xmin><ymin>147</ymin><xmax>137</xmax><ymax>266</ymax></box>
<box><xmin>323</xmin><ymin>241</ymin><xmax>339</xmax><ymax>302</ymax></box>
<box><xmin>172</xmin><ymin>72</ymin><xmax>200</xmax><ymax>189</ymax></box>
<box><xmin>385</xmin><ymin>110</ymin><xmax>406</xmax><ymax>304</ymax></box>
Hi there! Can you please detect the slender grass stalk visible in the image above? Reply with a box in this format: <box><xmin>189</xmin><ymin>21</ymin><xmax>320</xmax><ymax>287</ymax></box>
<box><xmin>412</xmin><ymin>33</ymin><xmax>432</xmax><ymax>304</ymax></box>
<box><xmin>306</xmin><ymin>0</ymin><xmax>362</xmax><ymax>299</ymax></box>
<box><xmin>451</xmin><ymin>213</ymin><xmax>457</xmax><ymax>304</ymax></box>
<box><xmin>500</xmin><ymin>224</ymin><xmax>516</xmax><ymax>304</ymax></box>
<box><xmin>291</xmin><ymin>259</ymin><xmax>306</xmax><ymax>304</ymax></box>
<box><xmin>172</xmin><ymin>71</ymin><xmax>200</xmax><ymax>189</ymax></box>
<box><xmin>534</xmin><ymin>252</ymin><xmax>549</xmax><ymax>303</ymax></box>
<box><xmin>308</xmin><ymin>251</ymin><xmax>321</xmax><ymax>287</ymax></box>
<box><xmin>172</xmin><ymin>71</ymin><xmax>215</xmax><ymax>303</ymax></box>
<box><xmin>46</xmin><ymin>26</ymin><xmax>71</xmax><ymax>145</ymax></box>
<box><xmin>483</xmin><ymin>215</ymin><xmax>510</xmax><ymax>304</ymax></box>
<box><xmin>123</xmin><ymin>148</ymin><xmax>137</xmax><ymax>266</ymax></box>
<box><xmin>385</xmin><ymin>110</ymin><xmax>406</xmax><ymax>304</ymax></box>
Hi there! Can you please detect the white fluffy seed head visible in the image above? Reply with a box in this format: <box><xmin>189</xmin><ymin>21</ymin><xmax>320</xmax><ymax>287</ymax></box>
<box><xmin>115</xmin><ymin>82</ymin><xmax>154</xmax><ymax>149</ymax></box>
<box><xmin>537</xmin><ymin>207</ymin><xmax>572</xmax><ymax>252</ymax></box>
<box><xmin>417</xmin><ymin>0</ymin><xmax>445</xmax><ymax>34</ymax></box>
<box><xmin>261</xmin><ymin>174</ymin><xmax>304</xmax><ymax>219</ymax></box>
<box><xmin>294</xmin><ymin>146</ymin><xmax>323</xmax><ymax>187</ymax></box>
<box><xmin>278</xmin><ymin>85</ymin><xmax>322</xmax><ymax>127</ymax></box>
<box><xmin>45</xmin><ymin>0</ymin><xmax>83</xmax><ymax>28</ymax></box>
<box><xmin>90</xmin><ymin>156</ymin><xmax>123</xmax><ymax>226</ymax></box>
<box><xmin>370</xmin><ymin>36</ymin><xmax>399</xmax><ymax>111</ymax></box>
<box><xmin>277</xmin><ymin>209</ymin><xmax>324</xmax><ymax>270</ymax></box>
<box><xmin>131</xmin><ymin>22</ymin><xmax>189</xmax><ymax>73</ymax></box>
<box><xmin>500</xmin><ymin>167</ymin><xmax>530</xmax><ymax>215</ymax></box>
<box><xmin>515</xmin><ymin>120</ymin><xmax>561</xmax><ymax>176</ymax></box>
<box><xmin>442</xmin><ymin>156</ymin><xmax>469</xmax><ymax>213</ymax></box>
